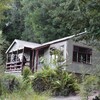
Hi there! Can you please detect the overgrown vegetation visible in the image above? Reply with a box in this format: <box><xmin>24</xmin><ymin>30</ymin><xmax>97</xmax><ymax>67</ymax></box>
<box><xmin>0</xmin><ymin>64</ymin><xmax>100</xmax><ymax>99</ymax></box>
<box><xmin>21</xmin><ymin>66</ymin><xmax>32</xmax><ymax>91</ymax></box>
<box><xmin>31</xmin><ymin>48</ymin><xmax>79</xmax><ymax>96</ymax></box>
<box><xmin>0</xmin><ymin>66</ymin><xmax>49</xmax><ymax>100</ymax></box>
<box><xmin>0</xmin><ymin>88</ymin><xmax>49</xmax><ymax>100</ymax></box>
<box><xmin>23</xmin><ymin>66</ymin><xmax>32</xmax><ymax>80</ymax></box>
<box><xmin>0</xmin><ymin>74</ymin><xmax>20</xmax><ymax>94</ymax></box>
<box><xmin>0</xmin><ymin>65</ymin><xmax>79</xmax><ymax>98</ymax></box>
<box><xmin>79</xmin><ymin>75</ymin><xmax>99</xmax><ymax>100</ymax></box>
<box><xmin>0</xmin><ymin>0</ymin><xmax>100</xmax><ymax>64</ymax></box>
<box><xmin>0</xmin><ymin>0</ymin><xmax>100</xmax><ymax>99</ymax></box>
<box><xmin>32</xmin><ymin>66</ymin><xmax>79</xmax><ymax>96</ymax></box>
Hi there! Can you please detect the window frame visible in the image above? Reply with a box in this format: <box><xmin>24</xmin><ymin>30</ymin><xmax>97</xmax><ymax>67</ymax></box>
<box><xmin>72</xmin><ymin>45</ymin><xmax>92</xmax><ymax>64</ymax></box>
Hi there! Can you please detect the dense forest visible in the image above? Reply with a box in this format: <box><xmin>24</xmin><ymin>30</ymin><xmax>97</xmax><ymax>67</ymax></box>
<box><xmin>0</xmin><ymin>0</ymin><xmax>100</xmax><ymax>64</ymax></box>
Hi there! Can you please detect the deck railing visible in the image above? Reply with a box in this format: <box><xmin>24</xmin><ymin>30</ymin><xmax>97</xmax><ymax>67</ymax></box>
<box><xmin>6</xmin><ymin>61</ymin><xmax>22</xmax><ymax>72</ymax></box>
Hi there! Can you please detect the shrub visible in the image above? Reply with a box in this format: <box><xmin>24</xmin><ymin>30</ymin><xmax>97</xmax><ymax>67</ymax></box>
<box><xmin>1</xmin><ymin>74</ymin><xmax>20</xmax><ymax>93</ymax></box>
<box><xmin>79</xmin><ymin>75</ymin><xmax>98</xmax><ymax>100</ymax></box>
<box><xmin>52</xmin><ymin>71</ymin><xmax>79</xmax><ymax>96</ymax></box>
<box><xmin>23</xmin><ymin>66</ymin><xmax>32</xmax><ymax>80</ymax></box>
<box><xmin>32</xmin><ymin>66</ymin><xmax>79</xmax><ymax>96</ymax></box>
<box><xmin>22</xmin><ymin>66</ymin><xmax>32</xmax><ymax>91</ymax></box>
<box><xmin>0</xmin><ymin>79</ymin><xmax>2</xmax><ymax>95</ymax></box>
<box><xmin>32</xmin><ymin>66</ymin><xmax>56</xmax><ymax>92</ymax></box>
<box><xmin>0</xmin><ymin>90</ymin><xmax>49</xmax><ymax>100</ymax></box>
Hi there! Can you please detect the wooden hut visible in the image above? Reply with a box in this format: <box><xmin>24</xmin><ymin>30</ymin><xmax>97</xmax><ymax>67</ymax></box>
<box><xmin>5</xmin><ymin>39</ymin><xmax>41</xmax><ymax>73</ymax></box>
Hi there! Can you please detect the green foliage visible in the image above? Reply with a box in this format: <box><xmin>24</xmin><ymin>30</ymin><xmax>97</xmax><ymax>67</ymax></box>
<box><xmin>0</xmin><ymin>74</ymin><xmax>49</xmax><ymax>100</ymax></box>
<box><xmin>0</xmin><ymin>74</ymin><xmax>20</xmax><ymax>94</ymax></box>
<box><xmin>0</xmin><ymin>0</ymin><xmax>27</xmax><ymax>65</ymax></box>
<box><xmin>32</xmin><ymin>66</ymin><xmax>56</xmax><ymax>92</ymax></box>
<box><xmin>0</xmin><ymin>0</ymin><xmax>100</xmax><ymax>64</ymax></box>
<box><xmin>50</xmin><ymin>48</ymin><xmax>65</xmax><ymax>66</ymax></box>
<box><xmin>0</xmin><ymin>65</ymin><xmax>49</xmax><ymax>100</ymax></box>
<box><xmin>23</xmin><ymin>66</ymin><xmax>32</xmax><ymax>80</ymax></box>
<box><xmin>79</xmin><ymin>75</ymin><xmax>99</xmax><ymax>100</ymax></box>
<box><xmin>0</xmin><ymin>77</ymin><xmax>49</xmax><ymax>100</ymax></box>
<box><xmin>0</xmin><ymin>0</ymin><xmax>12</xmax><ymax>22</ymax></box>
<box><xmin>0</xmin><ymin>90</ymin><xmax>49</xmax><ymax>100</ymax></box>
<box><xmin>32</xmin><ymin>66</ymin><xmax>79</xmax><ymax>96</ymax></box>
<box><xmin>21</xmin><ymin>0</ymin><xmax>100</xmax><ymax>43</ymax></box>
<box><xmin>0</xmin><ymin>1</ymin><xmax>100</xmax><ymax>48</ymax></box>
<box><xmin>0</xmin><ymin>33</ymin><xmax>9</xmax><ymax>64</ymax></box>
<box><xmin>0</xmin><ymin>79</ymin><xmax>2</xmax><ymax>95</ymax></box>
<box><xmin>21</xmin><ymin>0</ymin><xmax>74</xmax><ymax>43</ymax></box>
<box><xmin>22</xmin><ymin>66</ymin><xmax>32</xmax><ymax>91</ymax></box>
<box><xmin>1</xmin><ymin>0</ymin><xmax>24</xmax><ymax>43</ymax></box>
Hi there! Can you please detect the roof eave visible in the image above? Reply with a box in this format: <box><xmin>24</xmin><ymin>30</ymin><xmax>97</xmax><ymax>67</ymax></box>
<box><xmin>5</xmin><ymin>39</ymin><xmax>17</xmax><ymax>54</ymax></box>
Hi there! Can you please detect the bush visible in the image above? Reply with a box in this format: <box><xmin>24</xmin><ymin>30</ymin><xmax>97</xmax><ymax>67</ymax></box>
<box><xmin>23</xmin><ymin>66</ymin><xmax>32</xmax><ymax>80</ymax></box>
<box><xmin>21</xmin><ymin>66</ymin><xmax>32</xmax><ymax>91</ymax></box>
<box><xmin>52</xmin><ymin>71</ymin><xmax>79</xmax><ymax>96</ymax></box>
<box><xmin>32</xmin><ymin>66</ymin><xmax>79</xmax><ymax>96</ymax></box>
<box><xmin>0</xmin><ymin>90</ymin><xmax>49</xmax><ymax>100</ymax></box>
<box><xmin>1</xmin><ymin>74</ymin><xmax>20</xmax><ymax>93</ymax></box>
<box><xmin>0</xmin><ymin>79</ymin><xmax>2</xmax><ymax>95</ymax></box>
<box><xmin>79</xmin><ymin>75</ymin><xmax>99</xmax><ymax>100</ymax></box>
<box><xmin>32</xmin><ymin>66</ymin><xmax>55</xmax><ymax>92</ymax></box>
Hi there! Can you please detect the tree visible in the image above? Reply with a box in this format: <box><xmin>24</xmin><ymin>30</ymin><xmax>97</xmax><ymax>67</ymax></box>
<box><xmin>21</xmin><ymin>0</ymin><xmax>100</xmax><ymax>43</ymax></box>
<box><xmin>0</xmin><ymin>0</ymin><xmax>12</xmax><ymax>22</ymax></box>
<box><xmin>1</xmin><ymin>0</ymin><xmax>24</xmax><ymax>44</ymax></box>
<box><xmin>20</xmin><ymin>0</ymin><xmax>38</xmax><ymax>42</ymax></box>
<box><xmin>77</xmin><ymin>0</ymin><xmax>100</xmax><ymax>44</ymax></box>
<box><xmin>21</xmin><ymin>0</ymin><xmax>79</xmax><ymax>43</ymax></box>
<box><xmin>0</xmin><ymin>0</ymin><xmax>24</xmax><ymax>64</ymax></box>
<box><xmin>0</xmin><ymin>0</ymin><xmax>100</xmax><ymax>64</ymax></box>
<box><xmin>0</xmin><ymin>32</ymin><xmax>9</xmax><ymax>64</ymax></box>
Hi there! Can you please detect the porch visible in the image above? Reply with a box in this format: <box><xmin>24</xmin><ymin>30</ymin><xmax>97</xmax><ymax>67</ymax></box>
<box><xmin>5</xmin><ymin>45</ymin><xmax>49</xmax><ymax>73</ymax></box>
<box><xmin>6</xmin><ymin>47</ymin><xmax>33</xmax><ymax>72</ymax></box>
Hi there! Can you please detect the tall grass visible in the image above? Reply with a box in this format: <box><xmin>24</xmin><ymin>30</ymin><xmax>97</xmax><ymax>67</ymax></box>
<box><xmin>0</xmin><ymin>65</ymin><xmax>50</xmax><ymax>100</ymax></box>
<box><xmin>0</xmin><ymin>91</ymin><xmax>49</xmax><ymax>100</ymax></box>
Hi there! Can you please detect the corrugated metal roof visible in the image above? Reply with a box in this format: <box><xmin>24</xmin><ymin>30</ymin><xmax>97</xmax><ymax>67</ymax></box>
<box><xmin>33</xmin><ymin>30</ymin><xmax>87</xmax><ymax>49</ymax></box>
<box><xmin>6</xmin><ymin>30</ymin><xmax>87</xmax><ymax>53</ymax></box>
<box><xmin>15</xmin><ymin>39</ymin><xmax>41</xmax><ymax>48</ymax></box>
<box><xmin>6</xmin><ymin>39</ymin><xmax>41</xmax><ymax>53</ymax></box>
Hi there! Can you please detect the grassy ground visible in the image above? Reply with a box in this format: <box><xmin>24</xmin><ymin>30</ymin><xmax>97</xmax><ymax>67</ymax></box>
<box><xmin>0</xmin><ymin>90</ymin><xmax>49</xmax><ymax>100</ymax></box>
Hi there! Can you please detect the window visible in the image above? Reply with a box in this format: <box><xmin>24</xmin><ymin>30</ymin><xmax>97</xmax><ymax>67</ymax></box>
<box><xmin>60</xmin><ymin>45</ymin><xmax>64</xmax><ymax>56</ymax></box>
<box><xmin>50</xmin><ymin>47</ymin><xmax>58</xmax><ymax>63</ymax></box>
<box><xmin>73</xmin><ymin>46</ymin><xmax>92</xmax><ymax>64</ymax></box>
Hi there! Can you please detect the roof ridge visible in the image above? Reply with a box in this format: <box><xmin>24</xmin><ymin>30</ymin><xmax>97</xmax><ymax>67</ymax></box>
<box><xmin>14</xmin><ymin>39</ymin><xmax>40</xmax><ymax>45</ymax></box>
<box><xmin>42</xmin><ymin>30</ymin><xmax>87</xmax><ymax>45</ymax></box>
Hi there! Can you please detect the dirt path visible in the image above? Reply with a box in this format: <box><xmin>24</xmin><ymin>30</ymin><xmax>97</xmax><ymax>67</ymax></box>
<box><xmin>49</xmin><ymin>96</ymin><xmax>96</xmax><ymax>100</ymax></box>
<box><xmin>49</xmin><ymin>91</ymin><xmax>99</xmax><ymax>100</ymax></box>
<box><xmin>49</xmin><ymin>96</ymin><xmax>81</xmax><ymax>100</ymax></box>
